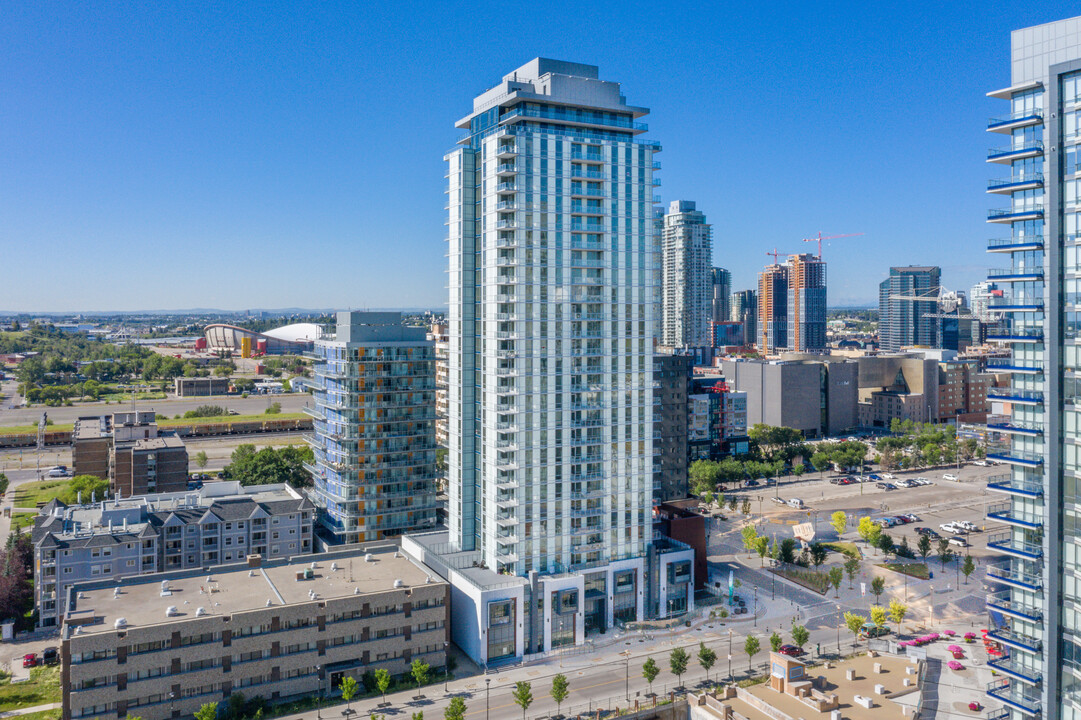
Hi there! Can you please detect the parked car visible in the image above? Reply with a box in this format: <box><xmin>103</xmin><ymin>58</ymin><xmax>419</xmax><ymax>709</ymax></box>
<box><xmin>41</xmin><ymin>647</ymin><xmax>58</xmax><ymax>666</ymax></box>
<box><xmin>972</xmin><ymin>460</ymin><xmax>988</xmax><ymax>467</ymax></box>
<box><xmin>943</xmin><ymin>473</ymin><xmax>959</xmax><ymax>481</ymax></box>
<box><xmin>778</xmin><ymin>644</ymin><xmax>803</xmax><ymax>657</ymax></box>
<box><xmin>772</xmin><ymin>497</ymin><xmax>786</xmax><ymax>505</ymax></box>
<box><xmin>949</xmin><ymin>537</ymin><xmax>970</xmax><ymax>548</ymax></box>
<box><xmin>744</xmin><ymin>479</ymin><xmax>760</xmax><ymax>487</ymax></box>
<box><xmin>859</xmin><ymin>624</ymin><xmax>891</xmax><ymax>639</ymax></box>
<box><xmin>875</xmin><ymin>482</ymin><xmax>889</xmax><ymax>490</ymax></box>
<box><xmin>903</xmin><ymin>513</ymin><xmax>920</xmax><ymax>523</ymax></box>
<box><xmin>868</xmin><ymin>473</ymin><xmax>881</xmax><ymax>481</ymax></box>
<box><xmin>882</xmin><ymin>473</ymin><xmax>896</xmax><ymax>480</ymax></box>
<box><xmin>956</xmin><ymin>521</ymin><xmax>979</xmax><ymax>532</ymax></box>
<box><xmin>915</xmin><ymin>527</ymin><xmax>940</xmax><ymax>539</ymax></box>
<box><xmin>22</xmin><ymin>653</ymin><xmax>37</xmax><ymax>668</ymax></box>
<box><xmin>940</xmin><ymin>522</ymin><xmax>967</xmax><ymax>534</ymax></box>
<box><xmin>46</xmin><ymin>466</ymin><xmax>70</xmax><ymax>478</ymax></box>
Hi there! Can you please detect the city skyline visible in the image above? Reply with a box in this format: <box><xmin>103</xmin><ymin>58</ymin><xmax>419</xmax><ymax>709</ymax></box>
<box><xmin>1</xmin><ymin>2</ymin><xmax>1073</xmax><ymax>312</ymax></box>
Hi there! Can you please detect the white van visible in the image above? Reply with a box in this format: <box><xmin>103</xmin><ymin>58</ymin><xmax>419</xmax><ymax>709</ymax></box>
<box><xmin>787</xmin><ymin>498</ymin><xmax>805</xmax><ymax>509</ymax></box>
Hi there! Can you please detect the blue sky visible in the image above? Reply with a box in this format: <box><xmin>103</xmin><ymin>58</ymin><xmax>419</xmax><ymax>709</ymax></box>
<box><xmin>0</xmin><ymin>1</ymin><xmax>1072</xmax><ymax>312</ymax></box>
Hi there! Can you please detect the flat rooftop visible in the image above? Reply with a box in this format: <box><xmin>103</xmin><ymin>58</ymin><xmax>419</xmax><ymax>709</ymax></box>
<box><xmin>124</xmin><ymin>434</ymin><xmax>185</xmax><ymax>451</ymax></box>
<box><xmin>66</xmin><ymin>545</ymin><xmax>440</xmax><ymax>636</ymax></box>
<box><xmin>74</xmin><ymin>417</ymin><xmax>109</xmax><ymax>441</ymax></box>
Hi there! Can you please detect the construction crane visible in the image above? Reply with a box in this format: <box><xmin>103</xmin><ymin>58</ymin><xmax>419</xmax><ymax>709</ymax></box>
<box><xmin>802</xmin><ymin>232</ymin><xmax>865</xmax><ymax>259</ymax></box>
<box><xmin>765</xmin><ymin>248</ymin><xmax>797</xmax><ymax>264</ymax></box>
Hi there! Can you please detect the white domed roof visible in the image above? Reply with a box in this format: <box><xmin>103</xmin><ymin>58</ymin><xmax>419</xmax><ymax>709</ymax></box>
<box><xmin>262</xmin><ymin>323</ymin><xmax>323</xmax><ymax>343</ymax></box>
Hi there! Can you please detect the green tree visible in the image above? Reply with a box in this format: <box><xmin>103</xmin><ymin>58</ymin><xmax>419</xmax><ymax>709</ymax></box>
<box><xmin>937</xmin><ymin>538</ymin><xmax>954</xmax><ymax>568</ymax></box>
<box><xmin>962</xmin><ymin>555</ymin><xmax>975</xmax><ymax>584</ymax></box>
<box><xmin>698</xmin><ymin>642</ymin><xmax>717</xmax><ymax>682</ymax></box>
<box><xmin>741</xmin><ymin>525</ymin><xmax>759</xmax><ymax>552</ymax></box>
<box><xmin>670</xmin><ymin>647</ymin><xmax>689</xmax><ymax>687</ymax></box>
<box><xmin>870</xmin><ymin>576</ymin><xmax>886</xmax><ymax>605</ymax></box>
<box><xmin>512</xmin><ymin>681</ymin><xmax>533</xmax><ymax>720</ymax></box>
<box><xmin>857</xmin><ymin>517</ymin><xmax>882</xmax><ymax>550</ymax></box>
<box><xmin>444</xmin><ymin>697</ymin><xmax>467</xmax><ymax>720</ymax></box>
<box><xmin>769</xmin><ymin>631</ymin><xmax>783</xmax><ymax>652</ymax></box>
<box><xmin>194</xmin><ymin>451</ymin><xmax>208</xmax><ymax>469</ymax></box>
<box><xmin>828</xmin><ymin>566</ymin><xmax>843</xmax><ymax>597</ymax></box>
<box><xmin>870</xmin><ymin>605</ymin><xmax>887</xmax><ymax>633</ymax></box>
<box><xmin>744</xmin><ymin>635</ymin><xmax>761</xmax><ymax>671</ymax></box>
<box><xmin>830</xmin><ymin>511</ymin><xmax>847</xmax><ymax>537</ymax></box>
<box><xmin>791</xmin><ymin>624</ymin><xmax>810</xmax><ymax>649</ymax></box>
<box><xmin>844</xmin><ymin>611</ymin><xmax>867</xmax><ymax>649</ymax></box>
<box><xmin>642</xmin><ymin>657</ymin><xmax>659</xmax><ymax>695</ymax></box>
<box><xmin>809</xmin><ymin>543</ymin><xmax>828</xmax><ymax>569</ymax></box>
<box><xmin>264</xmin><ymin>402</ymin><xmax>282</xmax><ymax>415</ymax></box>
<box><xmin>741</xmin><ymin>498</ymin><xmax>751</xmax><ymax>515</ymax></box>
<box><xmin>689</xmin><ymin>460</ymin><xmax>723</xmax><ymax>496</ymax></box>
<box><xmin>550</xmin><ymin>674</ymin><xmax>569</xmax><ymax>717</ymax></box>
<box><xmin>754</xmin><ymin>536</ymin><xmax>770</xmax><ymax>566</ymax></box>
<box><xmin>222</xmin><ymin>444</ymin><xmax>314</xmax><ymax>488</ymax></box>
<box><xmin>876</xmin><ymin>533</ymin><xmax>894</xmax><ymax>559</ymax></box>
<box><xmin>60</xmin><ymin>475</ymin><xmax>109</xmax><ymax>504</ymax></box>
<box><xmin>917</xmin><ymin>533</ymin><xmax>932</xmax><ymax>563</ymax></box>
<box><xmin>214</xmin><ymin>364</ymin><xmax>232</xmax><ymax>377</ymax></box>
<box><xmin>0</xmin><ymin>473</ymin><xmax>9</xmax><ymax>496</ymax></box>
<box><xmin>374</xmin><ymin>668</ymin><xmax>391</xmax><ymax>705</ymax></box>
<box><xmin>411</xmin><ymin>658</ymin><xmax>430</xmax><ymax>687</ymax></box>
<box><xmin>413</xmin><ymin>713</ymin><xmax>425</xmax><ymax>720</ymax></box>
<box><xmin>811</xmin><ymin>451</ymin><xmax>832</xmax><ymax>476</ymax></box>
<box><xmin>775</xmin><ymin>538</ymin><xmax>798</xmax><ymax>566</ymax></box>
<box><xmin>843</xmin><ymin>556</ymin><xmax>860</xmax><ymax>588</ymax></box>
<box><xmin>194</xmin><ymin>704</ymin><xmax>219</xmax><ymax>720</ymax></box>
<box><xmin>888</xmin><ymin>599</ymin><xmax>908</xmax><ymax>632</ymax></box>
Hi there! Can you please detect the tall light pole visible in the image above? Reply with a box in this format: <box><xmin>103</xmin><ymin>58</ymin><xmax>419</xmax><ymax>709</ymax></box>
<box><xmin>169</xmin><ymin>692</ymin><xmax>176</xmax><ymax>720</ymax></box>
<box><xmin>835</xmin><ymin>604</ymin><xmax>841</xmax><ymax>655</ymax></box>
<box><xmin>316</xmin><ymin>665</ymin><xmax>322</xmax><ymax>720</ymax></box>
<box><xmin>753</xmin><ymin>585</ymin><xmax>758</xmax><ymax>627</ymax></box>
<box><xmin>444</xmin><ymin>642</ymin><xmax>450</xmax><ymax>693</ymax></box>
<box><xmin>621</xmin><ymin>650</ymin><xmax>631</xmax><ymax>701</ymax></box>
<box><xmin>728</xmin><ymin>629</ymin><xmax>733</xmax><ymax>683</ymax></box>
<box><xmin>486</xmin><ymin>678</ymin><xmax>491</xmax><ymax>720</ymax></box>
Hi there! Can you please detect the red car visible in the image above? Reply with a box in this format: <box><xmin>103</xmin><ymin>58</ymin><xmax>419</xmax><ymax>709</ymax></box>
<box><xmin>21</xmin><ymin>653</ymin><xmax>37</xmax><ymax>668</ymax></box>
<box><xmin>778</xmin><ymin>645</ymin><xmax>803</xmax><ymax>657</ymax></box>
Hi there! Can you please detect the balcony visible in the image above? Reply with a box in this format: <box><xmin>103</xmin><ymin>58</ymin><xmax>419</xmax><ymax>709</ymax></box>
<box><xmin>571</xmin><ymin>150</ymin><xmax>603</xmax><ymax>163</ymax></box>
<box><xmin>986</xmin><ymin>678</ymin><xmax>1041</xmax><ymax>717</ymax></box>
<box><xmin>989</xmin><ymin>299</ymin><xmax>1044</xmax><ymax>312</ymax></box>
<box><xmin>987</xmin><ymin>589</ymin><xmax>1043</xmax><ymax>623</ymax></box>
<box><xmin>988</xmin><ymin>266</ymin><xmax>1043</xmax><ymax>282</ymax></box>
<box><xmin>988</xmin><ymin>655</ymin><xmax>1043</xmax><ymax>686</ymax></box>
<box><xmin>988</xmin><ymin>174</ymin><xmax>1044</xmax><ymax>194</ymax></box>
<box><xmin>987</xmin><ymin>501</ymin><xmax>1044</xmax><ymax>528</ymax></box>
<box><xmin>985</xmin><ymin>449</ymin><xmax>1044</xmax><ymax>469</ymax></box>
<box><xmin>986</xmin><ymin>627</ymin><xmax>1042</xmax><ymax>654</ymax></box>
<box><xmin>987</xmin><ymin>140</ymin><xmax>1044</xmax><ymax>163</ymax></box>
<box><xmin>988</xmin><ymin>206</ymin><xmax>1044</xmax><ymax>223</ymax></box>
<box><xmin>987</xmin><ymin>421</ymin><xmax>1043</xmax><ymax>437</ymax></box>
<box><xmin>496</xmin><ymin>163</ymin><xmax>518</xmax><ymax>176</ymax></box>
<box><xmin>986</xmin><ymin>388</ymin><xmax>1043</xmax><ymax>405</ymax></box>
<box><xmin>496</xmin><ymin>144</ymin><xmax>518</xmax><ymax>159</ymax></box>
<box><xmin>987</xmin><ymin>109</ymin><xmax>1044</xmax><ymax>133</ymax></box>
<box><xmin>986</xmin><ymin>530</ymin><xmax>1043</xmax><ymax>560</ymax></box>
<box><xmin>987</xmin><ymin>560</ymin><xmax>1042</xmax><ymax>590</ymax></box>
<box><xmin>986</xmin><ymin>473</ymin><xmax>1043</xmax><ymax>497</ymax></box>
<box><xmin>985</xmin><ymin>362</ymin><xmax>1042</xmax><ymax>375</ymax></box>
<box><xmin>500</xmin><ymin>106</ymin><xmax>647</xmax><ymax>133</ymax></box>
<box><xmin>987</xmin><ymin>236</ymin><xmax>1044</xmax><ymax>252</ymax></box>
<box><xmin>496</xmin><ymin>182</ymin><xmax>517</xmax><ymax>194</ymax></box>
<box><xmin>987</xmin><ymin>330</ymin><xmax>1043</xmax><ymax>343</ymax></box>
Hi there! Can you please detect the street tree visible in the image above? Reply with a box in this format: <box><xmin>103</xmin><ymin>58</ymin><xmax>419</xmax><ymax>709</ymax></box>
<box><xmin>741</xmin><ymin>525</ymin><xmax>759</xmax><ymax>552</ymax></box>
<box><xmin>754</xmin><ymin>536</ymin><xmax>770</xmax><ymax>566</ymax></box>
<box><xmin>937</xmin><ymin>538</ymin><xmax>954</xmax><ymax>568</ymax></box>
<box><xmin>870</xmin><ymin>605</ymin><xmax>887</xmax><ymax>632</ymax></box>
<box><xmin>444</xmin><ymin>697</ymin><xmax>467</xmax><ymax>720</ymax></box>
<box><xmin>844</xmin><ymin>612</ymin><xmax>867</xmax><ymax>649</ymax></box>
<box><xmin>962</xmin><ymin>555</ymin><xmax>975</xmax><ymax>585</ymax></box>
<box><xmin>744</xmin><ymin>635</ymin><xmax>761</xmax><ymax>671</ymax></box>
<box><xmin>551</xmin><ymin>674</ymin><xmax>569</xmax><ymax>717</ymax></box>
<box><xmin>670</xmin><ymin>647</ymin><xmax>689</xmax><ymax>688</ymax></box>
<box><xmin>828</xmin><ymin>566</ymin><xmax>843</xmax><ymax>597</ymax></box>
<box><xmin>374</xmin><ymin>668</ymin><xmax>391</xmax><ymax>706</ymax></box>
<box><xmin>888</xmin><ymin>599</ymin><xmax>908</xmax><ymax>632</ymax></box>
<box><xmin>809</xmin><ymin>543</ymin><xmax>828</xmax><ymax>569</ymax></box>
<box><xmin>844</xmin><ymin>556</ymin><xmax>860</xmax><ymax>588</ymax></box>
<box><xmin>917</xmin><ymin>534</ymin><xmax>932</xmax><ymax>563</ymax></box>
<box><xmin>642</xmin><ymin>658</ymin><xmax>659</xmax><ymax>696</ymax></box>
<box><xmin>876</xmin><ymin>534</ymin><xmax>894</xmax><ymax>559</ymax></box>
<box><xmin>512</xmin><ymin>681</ymin><xmax>533</xmax><ymax>720</ymax></box>
<box><xmin>856</xmin><ymin>517</ymin><xmax>882</xmax><ymax>551</ymax></box>
<box><xmin>791</xmin><ymin>624</ymin><xmax>810</xmax><ymax>649</ymax></box>
<box><xmin>341</xmin><ymin>676</ymin><xmax>359</xmax><ymax>713</ymax></box>
<box><xmin>811</xmin><ymin>452</ymin><xmax>832</xmax><ymax>477</ymax></box>
<box><xmin>830</xmin><ymin>511</ymin><xmax>847</xmax><ymax>537</ymax></box>
<box><xmin>741</xmin><ymin>499</ymin><xmax>751</xmax><ymax>515</ymax></box>
<box><xmin>870</xmin><ymin>576</ymin><xmax>886</xmax><ymax>605</ymax></box>
<box><xmin>770</xmin><ymin>631</ymin><xmax>783</xmax><ymax>653</ymax></box>
<box><xmin>411</xmin><ymin>659</ymin><xmax>430</xmax><ymax>688</ymax></box>
<box><xmin>194</xmin><ymin>451</ymin><xmax>208</xmax><ymax>469</ymax></box>
<box><xmin>194</xmin><ymin>704</ymin><xmax>218</xmax><ymax>720</ymax></box>
<box><xmin>698</xmin><ymin>643</ymin><xmax>717</xmax><ymax>682</ymax></box>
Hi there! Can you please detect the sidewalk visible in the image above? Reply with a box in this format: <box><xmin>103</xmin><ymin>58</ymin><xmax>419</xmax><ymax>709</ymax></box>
<box><xmin>0</xmin><ymin>703</ymin><xmax>60</xmax><ymax>718</ymax></box>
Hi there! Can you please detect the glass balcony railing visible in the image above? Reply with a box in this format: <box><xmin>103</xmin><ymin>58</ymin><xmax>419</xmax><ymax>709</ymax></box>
<box><xmin>987</xmin><ymin>388</ymin><xmax>1044</xmax><ymax>403</ymax></box>
<box><xmin>986</xmin><ymin>474</ymin><xmax>1044</xmax><ymax>497</ymax></box>
<box><xmin>500</xmin><ymin>106</ymin><xmax>648</xmax><ymax>132</ymax></box>
<box><xmin>987</xmin><ymin>501</ymin><xmax>1044</xmax><ymax>528</ymax></box>
<box><xmin>987</xmin><ymin>420</ymin><xmax>1043</xmax><ymax>436</ymax></box>
<box><xmin>988</xmin><ymin>173</ymin><xmax>1044</xmax><ymax>191</ymax></box>
<box><xmin>987</xmin><ymin>329</ymin><xmax>1044</xmax><ymax>342</ymax></box>
<box><xmin>987</xmin><ymin>140</ymin><xmax>1044</xmax><ymax>161</ymax></box>
<box><xmin>988</xmin><ymin>266</ymin><xmax>1043</xmax><ymax>280</ymax></box>
<box><xmin>986</xmin><ymin>589</ymin><xmax>1043</xmax><ymax>622</ymax></box>
<box><xmin>989</xmin><ymin>206</ymin><xmax>1044</xmax><ymax>221</ymax></box>
<box><xmin>986</xmin><ymin>361</ymin><xmax>1043</xmax><ymax>374</ymax></box>
<box><xmin>987</xmin><ymin>109</ymin><xmax>1044</xmax><ymax>130</ymax></box>
<box><xmin>988</xmin><ymin>655</ymin><xmax>1043</xmax><ymax>685</ymax></box>
<box><xmin>986</xmin><ymin>627</ymin><xmax>1043</xmax><ymax>654</ymax></box>
<box><xmin>986</xmin><ymin>530</ymin><xmax>1043</xmax><ymax>560</ymax></box>
<box><xmin>987</xmin><ymin>236</ymin><xmax>1044</xmax><ymax>251</ymax></box>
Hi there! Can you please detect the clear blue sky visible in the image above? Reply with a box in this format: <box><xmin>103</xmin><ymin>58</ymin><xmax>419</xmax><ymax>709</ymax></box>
<box><xmin>0</xmin><ymin>2</ymin><xmax>1071</xmax><ymax>312</ymax></box>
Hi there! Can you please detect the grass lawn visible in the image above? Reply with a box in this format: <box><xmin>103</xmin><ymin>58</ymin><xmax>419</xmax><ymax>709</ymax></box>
<box><xmin>10</xmin><ymin>710</ymin><xmax>61</xmax><ymax>720</ymax></box>
<box><xmin>10</xmin><ymin>511</ymin><xmax>37</xmax><ymax>532</ymax></box>
<box><xmin>824</xmin><ymin>542</ymin><xmax>862</xmax><ymax>559</ymax></box>
<box><xmin>773</xmin><ymin>566</ymin><xmax>831</xmax><ymax>595</ymax></box>
<box><xmin>878</xmin><ymin>562</ymin><xmax>931</xmax><ymax>580</ymax></box>
<box><xmin>0</xmin><ymin>665</ymin><xmax>62</xmax><ymax>709</ymax></box>
<box><xmin>12</xmin><ymin>479</ymin><xmax>73</xmax><ymax>509</ymax></box>
<box><xmin>0</xmin><ymin>424</ymin><xmax>73</xmax><ymax>437</ymax></box>
<box><xmin>158</xmin><ymin>412</ymin><xmax>308</xmax><ymax>425</ymax></box>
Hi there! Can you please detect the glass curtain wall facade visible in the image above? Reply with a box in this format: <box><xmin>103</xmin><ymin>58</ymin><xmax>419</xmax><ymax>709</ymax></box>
<box><xmin>306</xmin><ymin>312</ymin><xmax>438</xmax><ymax>545</ymax></box>
<box><xmin>787</xmin><ymin>253</ymin><xmax>827</xmax><ymax>352</ymax></box>
<box><xmin>444</xmin><ymin>59</ymin><xmax>659</xmax><ymax>578</ymax></box>
<box><xmin>661</xmin><ymin>201</ymin><xmax>713</xmax><ymax>348</ymax></box>
<box><xmin>984</xmin><ymin>16</ymin><xmax>1081</xmax><ymax>720</ymax></box>
<box><xmin>877</xmin><ymin>266</ymin><xmax>941</xmax><ymax>352</ymax></box>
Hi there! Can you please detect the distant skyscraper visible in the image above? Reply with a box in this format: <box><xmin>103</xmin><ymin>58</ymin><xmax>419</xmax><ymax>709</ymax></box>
<box><xmin>731</xmin><ymin>289</ymin><xmax>757</xmax><ymax>345</ymax></box>
<box><xmin>307</xmin><ymin>312</ymin><xmax>438</xmax><ymax>545</ymax></box>
<box><xmin>662</xmin><ymin>201</ymin><xmax>713</xmax><ymax>347</ymax></box>
<box><xmin>969</xmin><ymin>280</ymin><xmax>1006</xmax><ymax>322</ymax></box>
<box><xmin>711</xmin><ymin>267</ymin><xmax>731</xmax><ymax>324</ymax></box>
<box><xmin>757</xmin><ymin>264</ymin><xmax>788</xmax><ymax>353</ymax></box>
<box><xmin>878</xmin><ymin>266</ymin><xmax>941</xmax><ymax>351</ymax></box>
<box><xmin>786</xmin><ymin>253</ymin><xmax>827</xmax><ymax>352</ymax></box>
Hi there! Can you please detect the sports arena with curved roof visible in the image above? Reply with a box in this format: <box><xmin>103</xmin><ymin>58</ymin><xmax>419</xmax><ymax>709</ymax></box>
<box><xmin>203</xmin><ymin>323</ymin><xmax>323</xmax><ymax>354</ymax></box>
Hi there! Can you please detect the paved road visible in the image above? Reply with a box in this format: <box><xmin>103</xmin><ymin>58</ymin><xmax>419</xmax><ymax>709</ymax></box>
<box><xmin>0</xmin><ymin>393</ymin><xmax>313</xmax><ymax>427</ymax></box>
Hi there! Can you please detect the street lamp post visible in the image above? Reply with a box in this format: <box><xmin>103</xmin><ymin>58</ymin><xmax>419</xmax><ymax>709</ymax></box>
<box><xmin>622</xmin><ymin>650</ymin><xmax>631</xmax><ymax>702</ymax></box>
<box><xmin>486</xmin><ymin>678</ymin><xmax>491</xmax><ymax>720</ymax></box>
<box><xmin>835</xmin><ymin>605</ymin><xmax>841</xmax><ymax>656</ymax></box>
<box><xmin>753</xmin><ymin>586</ymin><xmax>758</xmax><ymax>627</ymax></box>
<box><xmin>444</xmin><ymin>642</ymin><xmax>450</xmax><ymax>693</ymax></box>
<box><xmin>728</xmin><ymin>630</ymin><xmax>733</xmax><ymax>683</ymax></box>
<box><xmin>169</xmin><ymin>692</ymin><xmax>176</xmax><ymax>720</ymax></box>
<box><xmin>316</xmin><ymin>665</ymin><xmax>322</xmax><ymax>720</ymax></box>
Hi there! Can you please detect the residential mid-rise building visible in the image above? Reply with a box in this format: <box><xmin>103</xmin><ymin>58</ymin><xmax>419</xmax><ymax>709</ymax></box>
<box><xmin>432</xmin><ymin>58</ymin><xmax>693</xmax><ymax>665</ymax></box>
<box><xmin>652</xmin><ymin>353</ymin><xmax>691</xmax><ymax>504</ymax></box>
<box><xmin>429</xmin><ymin>323</ymin><xmax>450</xmax><ymax>447</ymax></box>
<box><xmin>757</xmin><ymin>264</ymin><xmax>788</xmax><ymax>353</ymax></box>
<box><xmin>31</xmin><ymin>481</ymin><xmax>313</xmax><ymax>628</ymax></box>
<box><xmin>73</xmin><ymin>412</ymin><xmax>189</xmax><ymax>497</ymax></box>
<box><xmin>60</xmin><ymin>545</ymin><xmax>448</xmax><ymax>720</ymax></box>
<box><xmin>173</xmin><ymin>376</ymin><xmax>231</xmax><ymax>397</ymax></box>
<box><xmin>786</xmin><ymin>253</ymin><xmax>827</xmax><ymax>352</ymax></box>
<box><xmin>687</xmin><ymin>376</ymin><xmax>748</xmax><ymax>461</ymax></box>
<box><xmin>306</xmin><ymin>312</ymin><xmax>438</xmax><ymax>546</ymax></box>
<box><xmin>731</xmin><ymin>289</ymin><xmax>757</xmax><ymax>345</ymax></box>
<box><xmin>662</xmin><ymin>201</ymin><xmax>713</xmax><ymax>347</ymax></box>
<box><xmin>711</xmin><ymin>267</ymin><xmax>731</xmax><ymax>325</ymax></box>
<box><xmin>981</xmin><ymin>17</ymin><xmax>1081</xmax><ymax>719</ymax></box>
<box><xmin>878</xmin><ymin>266</ymin><xmax>941</xmax><ymax>352</ymax></box>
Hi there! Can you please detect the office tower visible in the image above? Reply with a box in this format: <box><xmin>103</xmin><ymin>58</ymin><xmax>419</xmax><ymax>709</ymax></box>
<box><xmin>878</xmin><ymin>266</ymin><xmax>941</xmax><ymax>351</ymax></box>
<box><xmin>758</xmin><ymin>264</ymin><xmax>788</xmax><ymax>352</ymax></box>
<box><xmin>427</xmin><ymin>58</ymin><xmax>693</xmax><ymax>664</ymax></box>
<box><xmin>661</xmin><ymin>201</ymin><xmax>713</xmax><ymax>347</ymax></box>
<box><xmin>731</xmin><ymin>289</ymin><xmax>757</xmax><ymax>345</ymax></box>
<box><xmin>711</xmin><ymin>267</ymin><xmax>732</xmax><ymax>324</ymax></box>
<box><xmin>652</xmin><ymin>353</ymin><xmax>691</xmax><ymax>503</ymax></box>
<box><xmin>787</xmin><ymin>253</ymin><xmax>828</xmax><ymax>352</ymax></box>
<box><xmin>983</xmin><ymin>17</ymin><xmax>1081</xmax><ymax>720</ymax></box>
<box><xmin>307</xmin><ymin>312</ymin><xmax>438</xmax><ymax>545</ymax></box>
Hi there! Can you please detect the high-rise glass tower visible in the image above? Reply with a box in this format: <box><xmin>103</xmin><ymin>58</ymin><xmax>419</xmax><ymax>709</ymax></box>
<box><xmin>661</xmin><ymin>201</ymin><xmax>712</xmax><ymax>347</ymax></box>
<box><xmin>877</xmin><ymin>266</ymin><xmax>941</xmax><ymax>351</ymax></box>
<box><xmin>787</xmin><ymin>253</ymin><xmax>827</xmax><ymax>352</ymax></box>
<box><xmin>757</xmin><ymin>263</ymin><xmax>788</xmax><ymax>352</ymax></box>
<box><xmin>712</xmin><ymin>267</ymin><xmax>732</xmax><ymax>325</ymax></box>
<box><xmin>983</xmin><ymin>16</ymin><xmax>1081</xmax><ymax>720</ymax></box>
<box><xmin>306</xmin><ymin>312</ymin><xmax>438</xmax><ymax>545</ymax></box>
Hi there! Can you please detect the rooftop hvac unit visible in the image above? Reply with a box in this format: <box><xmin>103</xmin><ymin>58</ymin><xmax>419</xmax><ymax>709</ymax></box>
<box><xmin>393</xmin><ymin>579</ymin><xmax>404</xmax><ymax>588</ymax></box>
<box><xmin>165</xmin><ymin>606</ymin><xmax>179</xmax><ymax>617</ymax></box>
<box><xmin>195</xmin><ymin>607</ymin><xmax>206</xmax><ymax>617</ymax></box>
<box><xmin>114</xmin><ymin>618</ymin><xmax>127</xmax><ymax>629</ymax></box>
